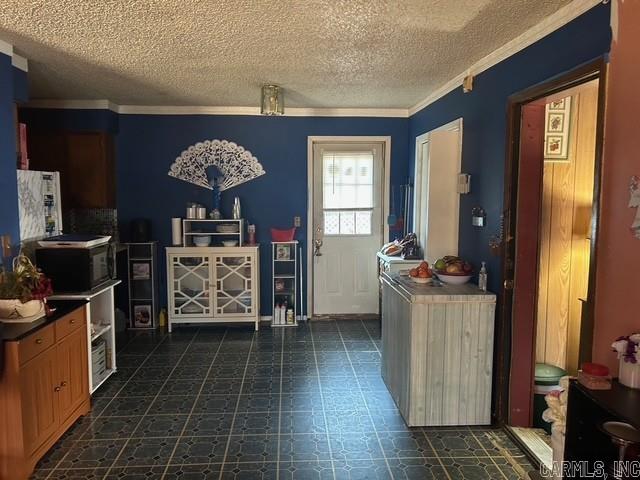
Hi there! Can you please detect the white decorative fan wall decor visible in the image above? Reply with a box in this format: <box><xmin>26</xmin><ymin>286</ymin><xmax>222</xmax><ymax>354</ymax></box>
<box><xmin>168</xmin><ymin>140</ymin><xmax>266</xmax><ymax>191</ymax></box>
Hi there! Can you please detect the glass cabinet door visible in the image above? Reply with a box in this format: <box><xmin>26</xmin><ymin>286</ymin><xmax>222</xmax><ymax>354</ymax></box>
<box><xmin>170</xmin><ymin>254</ymin><xmax>211</xmax><ymax>316</ymax></box>
<box><xmin>213</xmin><ymin>254</ymin><xmax>254</xmax><ymax>317</ymax></box>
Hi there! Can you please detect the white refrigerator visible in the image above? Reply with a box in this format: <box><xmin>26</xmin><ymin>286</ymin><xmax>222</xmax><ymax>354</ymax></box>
<box><xmin>16</xmin><ymin>170</ymin><xmax>63</xmax><ymax>242</ymax></box>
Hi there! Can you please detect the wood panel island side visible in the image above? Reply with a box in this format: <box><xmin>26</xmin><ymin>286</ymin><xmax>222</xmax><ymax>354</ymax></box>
<box><xmin>380</xmin><ymin>272</ymin><xmax>496</xmax><ymax>426</ymax></box>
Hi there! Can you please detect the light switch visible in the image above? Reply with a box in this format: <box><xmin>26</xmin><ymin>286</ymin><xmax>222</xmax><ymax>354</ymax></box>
<box><xmin>294</xmin><ymin>216</ymin><xmax>301</xmax><ymax>227</ymax></box>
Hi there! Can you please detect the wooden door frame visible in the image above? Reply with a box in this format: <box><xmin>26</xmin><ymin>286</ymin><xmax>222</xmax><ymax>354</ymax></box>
<box><xmin>495</xmin><ymin>58</ymin><xmax>607</xmax><ymax>426</ymax></box>
<box><xmin>306</xmin><ymin>136</ymin><xmax>391</xmax><ymax>320</ymax></box>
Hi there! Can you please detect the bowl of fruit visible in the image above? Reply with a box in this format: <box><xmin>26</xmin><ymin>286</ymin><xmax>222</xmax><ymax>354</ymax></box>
<box><xmin>433</xmin><ymin>256</ymin><xmax>473</xmax><ymax>285</ymax></box>
<box><xmin>409</xmin><ymin>261</ymin><xmax>433</xmax><ymax>284</ymax></box>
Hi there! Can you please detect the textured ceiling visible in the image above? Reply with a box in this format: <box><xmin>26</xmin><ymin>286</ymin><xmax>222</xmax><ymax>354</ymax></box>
<box><xmin>0</xmin><ymin>0</ymin><xmax>572</xmax><ymax>109</ymax></box>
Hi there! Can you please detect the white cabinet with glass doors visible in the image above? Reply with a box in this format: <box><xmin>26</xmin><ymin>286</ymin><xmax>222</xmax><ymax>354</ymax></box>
<box><xmin>166</xmin><ymin>246</ymin><xmax>260</xmax><ymax>331</ymax></box>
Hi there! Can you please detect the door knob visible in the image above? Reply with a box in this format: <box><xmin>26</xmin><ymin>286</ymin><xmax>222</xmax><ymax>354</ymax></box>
<box><xmin>314</xmin><ymin>238</ymin><xmax>323</xmax><ymax>257</ymax></box>
<box><xmin>504</xmin><ymin>279</ymin><xmax>514</xmax><ymax>290</ymax></box>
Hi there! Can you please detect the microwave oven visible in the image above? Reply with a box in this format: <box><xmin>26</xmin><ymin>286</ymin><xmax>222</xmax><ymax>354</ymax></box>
<box><xmin>36</xmin><ymin>243</ymin><xmax>116</xmax><ymax>293</ymax></box>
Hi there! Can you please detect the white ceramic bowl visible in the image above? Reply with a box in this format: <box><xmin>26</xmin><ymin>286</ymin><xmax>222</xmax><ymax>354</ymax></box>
<box><xmin>222</xmin><ymin>240</ymin><xmax>239</xmax><ymax>247</ymax></box>
<box><xmin>193</xmin><ymin>235</ymin><xmax>211</xmax><ymax>247</ymax></box>
<box><xmin>410</xmin><ymin>276</ymin><xmax>432</xmax><ymax>284</ymax></box>
<box><xmin>435</xmin><ymin>272</ymin><xmax>473</xmax><ymax>285</ymax></box>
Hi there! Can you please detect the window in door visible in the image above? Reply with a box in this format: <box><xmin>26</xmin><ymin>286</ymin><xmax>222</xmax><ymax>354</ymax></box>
<box><xmin>322</xmin><ymin>151</ymin><xmax>374</xmax><ymax>236</ymax></box>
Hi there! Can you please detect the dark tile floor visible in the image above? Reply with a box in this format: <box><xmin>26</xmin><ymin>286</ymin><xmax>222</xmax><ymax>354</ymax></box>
<box><xmin>31</xmin><ymin>319</ymin><xmax>533</xmax><ymax>479</ymax></box>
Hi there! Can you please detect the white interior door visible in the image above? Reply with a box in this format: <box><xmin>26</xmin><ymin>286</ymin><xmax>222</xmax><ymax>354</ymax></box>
<box><xmin>312</xmin><ymin>143</ymin><xmax>384</xmax><ymax>315</ymax></box>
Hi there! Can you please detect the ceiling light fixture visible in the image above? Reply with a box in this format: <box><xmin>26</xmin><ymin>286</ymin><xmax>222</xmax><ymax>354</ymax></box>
<box><xmin>261</xmin><ymin>85</ymin><xmax>284</xmax><ymax>115</ymax></box>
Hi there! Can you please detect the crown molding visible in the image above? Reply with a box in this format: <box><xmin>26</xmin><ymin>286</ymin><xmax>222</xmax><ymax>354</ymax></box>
<box><xmin>26</xmin><ymin>99</ymin><xmax>119</xmax><ymax>111</ymax></box>
<box><xmin>0</xmin><ymin>38</ymin><xmax>29</xmax><ymax>71</ymax></box>
<box><xmin>0</xmin><ymin>39</ymin><xmax>12</xmax><ymax>57</ymax></box>
<box><xmin>408</xmin><ymin>0</ymin><xmax>603</xmax><ymax>116</ymax></box>
<box><xmin>11</xmin><ymin>53</ymin><xmax>28</xmax><ymax>72</ymax></box>
<box><xmin>26</xmin><ymin>100</ymin><xmax>409</xmax><ymax>118</ymax></box>
<box><xmin>118</xmin><ymin>105</ymin><xmax>259</xmax><ymax>115</ymax></box>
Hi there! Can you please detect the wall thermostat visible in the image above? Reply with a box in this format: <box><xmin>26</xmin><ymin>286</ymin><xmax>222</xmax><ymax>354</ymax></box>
<box><xmin>472</xmin><ymin>207</ymin><xmax>486</xmax><ymax>227</ymax></box>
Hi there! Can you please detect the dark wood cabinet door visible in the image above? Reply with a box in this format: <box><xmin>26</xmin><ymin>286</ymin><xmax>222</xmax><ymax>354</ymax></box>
<box><xmin>56</xmin><ymin>327</ymin><xmax>89</xmax><ymax>424</ymax></box>
<box><xmin>19</xmin><ymin>349</ymin><xmax>59</xmax><ymax>455</ymax></box>
<box><xmin>28</xmin><ymin>131</ymin><xmax>116</xmax><ymax>209</ymax></box>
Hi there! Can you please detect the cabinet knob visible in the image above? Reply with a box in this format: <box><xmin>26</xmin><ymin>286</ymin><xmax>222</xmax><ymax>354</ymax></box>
<box><xmin>35</xmin><ymin>338</ymin><xmax>43</xmax><ymax>345</ymax></box>
<box><xmin>54</xmin><ymin>386</ymin><xmax>61</xmax><ymax>392</ymax></box>
<box><xmin>70</xmin><ymin>319</ymin><xmax>76</xmax><ymax>324</ymax></box>
<box><xmin>60</xmin><ymin>381</ymin><xmax>67</xmax><ymax>387</ymax></box>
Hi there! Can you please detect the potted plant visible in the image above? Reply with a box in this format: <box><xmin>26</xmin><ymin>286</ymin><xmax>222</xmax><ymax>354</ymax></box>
<box><xmin>0</xmin><ymin>255</ymin><xmax>53</xmax><ymax>319</ymax></box>
<box><xmin>612</xmin><ymin>333</ymin><xmax>640</xmax><ymax>389</ymax></box>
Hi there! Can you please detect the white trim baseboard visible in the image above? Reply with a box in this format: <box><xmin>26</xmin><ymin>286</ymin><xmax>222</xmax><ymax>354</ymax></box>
<box><xmin>407</xmin><ymin>0</ymin><xmax>602</xmax><ymax>115</ymax></box>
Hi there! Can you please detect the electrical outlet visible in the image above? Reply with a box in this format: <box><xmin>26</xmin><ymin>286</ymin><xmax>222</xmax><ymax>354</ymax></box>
<box><xmin>294</xmin><ymin>216</ymin><xmax>301</xmax><ymax>227</ymax></box>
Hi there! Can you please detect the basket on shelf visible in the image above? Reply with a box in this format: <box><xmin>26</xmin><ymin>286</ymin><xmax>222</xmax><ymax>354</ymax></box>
<box><xmin>271</xmin><ymin>228</ymin><xmax>296</xmax><ymax>242</ymax></box>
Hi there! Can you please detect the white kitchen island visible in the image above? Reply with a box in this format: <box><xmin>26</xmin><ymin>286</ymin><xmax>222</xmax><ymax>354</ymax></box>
<box><xmin>380</xmin><ymin>271</ymin><xmax>496</xmax><ymax>426</ymax></box>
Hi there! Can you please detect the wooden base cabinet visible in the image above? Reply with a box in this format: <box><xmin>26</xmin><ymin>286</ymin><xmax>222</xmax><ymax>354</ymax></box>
<box><xmin>381</xmin><ymin>273</ymin><xmax>496</xmax><ymax>427</ymax></box>
<box><xmin>166</xmin><ymin>247</ymin><xmax>261</xmax><ymax>331</ymax></box>
<box><xmin>0</xmin><ymin>306</ymin><xmax>90</xmax><ymax>480</ymax></box>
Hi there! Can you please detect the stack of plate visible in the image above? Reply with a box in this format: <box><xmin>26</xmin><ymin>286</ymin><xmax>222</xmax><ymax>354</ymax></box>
<box><xmin>216</xmin><ymin>224</ymin><xmax>240</xmax><ymax>233</ymax></box>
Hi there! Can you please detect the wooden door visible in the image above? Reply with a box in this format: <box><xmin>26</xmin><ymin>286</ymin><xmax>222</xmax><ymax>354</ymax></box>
<box><xmin>28</xmin><ymin>131</ymin><xmax>116</xmax><ymax>209</ymax></box>
<box><xmin>20</xmin><ymin>349</ymin><xmax>59</xmax><ymax>455</ymax></box>
<box><xmin>507</xmin><ymin>103</ymin><xmax>546</xmax><ymax>427</ymax></box>
<box><xmin>56</xmin><ymin>327</ymin><xmax>89</xmax><ymax>423</ymax></box>
<box><xmin>65</xmin><ymin>132</ymin><xmax>115</xmax><ymax>208</ymax></box>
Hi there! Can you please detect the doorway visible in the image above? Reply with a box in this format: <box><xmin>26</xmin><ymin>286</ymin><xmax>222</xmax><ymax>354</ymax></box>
<box><xmin>498</xmin><ymin>60</ymin><xmax>606</xmax><ymax>467</ymax></box>
<box><xmin>307</xmin><ymin>137</ymin><xmax>390</xmax><ymax>317</ymax></box>
<box><xmin>413</xmin><ymin>118</ymin><xmax>463</xmax><ymax>262</ymax></box>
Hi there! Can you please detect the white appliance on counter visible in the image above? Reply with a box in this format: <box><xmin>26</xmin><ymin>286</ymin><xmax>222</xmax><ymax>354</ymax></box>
<box><xmin>16</xmin><ymin>170</ymin><xmax>63</xmax><ymax>242</ymax></box>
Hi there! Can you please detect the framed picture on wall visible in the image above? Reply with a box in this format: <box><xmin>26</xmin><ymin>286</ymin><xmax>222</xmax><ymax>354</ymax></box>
<box><xmin>544</xmin><ymin>96</ymin><xmax>572</xmax><ymax>161</ymax></box>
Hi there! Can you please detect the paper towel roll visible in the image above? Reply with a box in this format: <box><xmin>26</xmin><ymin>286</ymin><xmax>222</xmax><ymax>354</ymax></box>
<box><xmin>171</xmin><ymin>218</ymin><xmax>182</xmax><ymax>246</ymax></box>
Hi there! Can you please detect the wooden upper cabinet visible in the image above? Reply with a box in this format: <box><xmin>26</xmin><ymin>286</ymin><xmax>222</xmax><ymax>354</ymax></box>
<box><xmin>19</xmin><ymin>348</ymin><xmax>59</xmax><ymax>456</ymax></box>
<box><xmin>27</xmin><ymin>131</ymin><xmax>116</xmax><ymax>210</ymax></box>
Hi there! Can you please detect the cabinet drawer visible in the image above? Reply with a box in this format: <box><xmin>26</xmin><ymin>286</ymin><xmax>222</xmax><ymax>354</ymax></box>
<box><xmin>19</xmin><ymin>324</ymin><xmax>55</xmax><ymax>365</ymax></box>
<box><xmin>55</xmin><ymin>308</ymin><xmax>86</xmax><ymax>340</ymax></box>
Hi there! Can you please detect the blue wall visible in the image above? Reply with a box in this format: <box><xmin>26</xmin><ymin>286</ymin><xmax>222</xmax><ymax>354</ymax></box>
<box><xmin>116</xmin><ymin>114</ymin><xmax>409</xmax><ymax>315</ymax></box>
<box><xmin>0</xmin><ymin>55</ymin><xmax>29</xmax><ymax>256</ymax></box>
<box><xmin>408</xmin><ymin>3</ymin><xmax>612</xmax><ymax>294</ymax></box>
